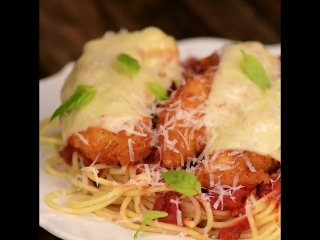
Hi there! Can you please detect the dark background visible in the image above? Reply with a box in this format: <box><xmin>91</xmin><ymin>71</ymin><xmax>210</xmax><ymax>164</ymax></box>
<box><xmin>39</xmin><ymin>0</ymin><xmax>280</xmax><ymax>239</ymax></box>
<box><xmin>39</xmin><ymin>0</ymin><xmax>280</xmax><ymax>80</ymax></box>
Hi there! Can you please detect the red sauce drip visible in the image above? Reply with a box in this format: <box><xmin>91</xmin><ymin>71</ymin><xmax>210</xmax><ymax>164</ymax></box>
<box><xmin>257</xmin><ymin>179</ymin><xmax>281</xmax><ymax>207</ymax></box>
<box><xmin>59</xmin><ymin>144</ymin><xmax>105</xmax><ymax>178</ymax></box>
<box><xmin>181</xmin><ymin>53</ymin><xmax>220</xmax><ymax>78</ymax></box>
<box><xmin>257</xmin><ymin>179</ymin><xmax>281</xmax><ymax>198</ymax></box>
<box><xmin>216</xmin><ymin>179</ymin><xmax>281</xmax><ymax>240</ymax></box>
<box><xmin>59</xmin><ymin>144</ymin><xmax>75</xmax><ymax>165</ymax></box>
<box><xmin>218</xmin><ymin>218</ymin><xmax>250</xmax><ymax>240</ymax></box>
<box><xmin>208</xmin><ymin>184</ymin><xmax>256</xmax><ymax>211</ymax></box>
<box><xmin>81</xmin><ymin>156</ymin><xmax>107</xmax><ymax>178</ymax></box>
<box><xmin>181</xmin><ymin>57</ymin><xmax>202</xmax><ymax>78</ymax></box>
<box><xmin>152</xmin><ymin>192</ymin><xmax>181</xmax><ymax>225</ymax></box>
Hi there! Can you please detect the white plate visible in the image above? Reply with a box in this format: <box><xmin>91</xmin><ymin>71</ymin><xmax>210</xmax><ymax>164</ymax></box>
<box><xmin>39</xmin><ymin>37</ymin><xmax>281</xmax><ymax>240</ymax></box>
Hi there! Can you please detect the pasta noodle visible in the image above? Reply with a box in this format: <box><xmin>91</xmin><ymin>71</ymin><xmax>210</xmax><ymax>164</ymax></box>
<box><xmin>40</xmin><ymin>118</ymin><xmax>280</xmax><ymax>240</ymax></box>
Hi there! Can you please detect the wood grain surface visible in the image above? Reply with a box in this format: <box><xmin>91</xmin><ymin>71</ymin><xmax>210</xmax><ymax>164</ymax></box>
<box><xmin>39</xmin><ymin>0</ymin><xmax>280</xmax><ymax>80</ymax></box>
<box><xmin>39</xmin><ymin>0</ymin><xmax>280</xmax><ymax>239</ymax></box>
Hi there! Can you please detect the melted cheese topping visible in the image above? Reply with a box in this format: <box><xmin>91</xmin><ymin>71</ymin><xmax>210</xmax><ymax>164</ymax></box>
<box><xmin>204</xmin><ymin>42</ymin><xmax>280</xmax><ymax>161</ymax></box>
<box><xmin>60</xmin><ymin>27</ymin><xmax>183</xmax><ymax>141</ymax></box>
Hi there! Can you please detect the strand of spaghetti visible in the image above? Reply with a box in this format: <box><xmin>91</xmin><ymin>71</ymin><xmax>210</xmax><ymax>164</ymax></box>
<box><xmin>277</xmin><ymin>205</ymin><xmax>281</xmax><ymax>225</ymax></box>
<box><xmin>65</xmin><ymin>195</ymin><xmax>93</xmax><ymax>208</ymax></box>
<box><xmin>183</xmin><ymin>196</ymin><xmax>202</xmax><ymax>228</ymax></box>
<box><xmin>141</xmin><ymin>195</ymin><xmax>156</xmax><ymax>203</ymax></box>
<box><xmin>128</xmin><ymin>164</ymin><xmax>137</xmax><ymax>177</ymax></box>
<box><xmin>93</xmin><ymin>208</ymin><xmax>121</xmax><ymax>220</ymax></box>
<box><xmin>256</xmin><ymin>222</ymin><xmax>279</xmax><ymax>240</ymax></box>
<box><xmin>253</xmin><ymin>189</ymin><xmax>280</xmax><ymax>208</ymax></box>
<box><xmin>46</xmin><ymin>193</ymin><xmax>121</xmax><ymax>214</ymax></box>
<box><xmin>261</xmin><ymin>225</ymin><xmax>280</xmax><ymax>240</ymax></box>
<box><xmin>245</xmin><ymin>202</ymin><xmax>258</xmax><ymax>239</ymax></box>
<box><xmin>93</xmin><ymin>208</ymin><xmax>126</xmax><ymax>221</ymax></box>
<box><xmin>240</xmin><ymin>221</ymin><xmax>279</xmax><ymax>240</ymax></box>
<box><xmin>140</xmin><ymin>196</ymin><xmax>155</xmax><ymax>210</ymax></box>
<box><xmin>124</xmin><ymin>185</ymin><xmax>173</xmax><ymax>196</ymax></box>
<box><xmin>44</xmin><ymin>157</ymin><xmax>69</xmax><ymax>178</ymax></box>
<box><xmin>85</xmin><ymin>170</ymin><xmax>122</xmax><ymax>187</ymax></box>
<box><xmin>255</xmin><ymin>201</ymin><xmax>276</xmax><ymax>221</ymax></box>
<box><xmin>255</xmin><ymin>212</ymin><xmax>278</xmax><ymax>227</ymax></box>
<box><xmin>109</xmin><ymin>165</ymin><xmax>128</xmax><ymax>174</ymax></box>
<box><xmin>40</xmin><ymin>136</ymin><xmax>64</xmax><ymax>145</ymax></box>
<box><xmin>106</xmin><ymin>172</ymin><xmax>114</xmax><ymax>181</ymax></box>
<box><xmin>210</xmin><ymin>215</ymin><xmax>247</xmax><ymax>229</ymax></box>
<box><xmin>133</xmin><ymin>196</ymin><xmax>142</xmax><ymax>215</ymax></box>
<box><xmin>122</xmin><ymin>171</ymin><xmax>130</xmax><ymax>183</ymax></box>
<box><xmin>71</xmin><ymin>151</ymin><xmax>81</xmax><ymax>170</ymax></box>
<box><xmin>119</xmin><ymin>196</ymin><xmax>180</xmax><ymax>236</ymax></box>
<box><xmin>99</xmin><ymin>168</ymin><xmax>108</xmax><ymax>179</ymax></box>
<box><xmin>65</xmin><ymin>189</ymin><xmax>111</xmax><ymax>208</ymax></box>
<box><xmin>39</xmin><ymin>137</ymin><xmax>61</xmax><ymax>158</ymax></box>
<box><xmin>112</xmin><ymin>175</ymin><xmax>128</xmax><ymax>184</ymax></box>
<box><xmin>138</xmin><ymin>196</ymin><xmax>152</xmax><ymax>213</ymax></box>
<box><xmin>83</xmin><ymin>174</ymin><xmax>97</xmax><ymax>195</ymax></box>
<box><xmin>45</xmin><ymin>186</ymin><xmax>80</xmax><ymax>211</ymax></box>
<box><xmin>196</xmin><ymin>196</ymin><xmax>214</xmax><ymax>236</ymax></box>
<box><xmin>52</xmin><ymin>156</ymin><xmax>71</xmax><ymax>171</ymax></box>
<box><xmin>68</xmin><ymin>172</ymin><xmax>100</xmax><ymax>194</ymax></box>
<box><xmin>99</xmin><ymin>185</ymin><xmax>115</xmax><ymax>191</ymax></box>
<box><xmin>39</xmin><ymin>118</ymin><xmax>60</xmax><ymax>134</ymax></box>
<box><xmin>147</xmin><ymin>216</ymin><xmax>213</xmax><ymax>240</ymax></box>
<box><xmin>64</xmin><ymin>193</ymin><xmax>120</xmax><ymax>210</ymax></box>
<box><xmin>66</xmin><ymin>183</ymin><xmax>140</xmax><ymax>209</ymax></box>
<box><xmin>252</xmin><ymin>201</ymin><xmax>269</xmax><ymax>215</ymax></box>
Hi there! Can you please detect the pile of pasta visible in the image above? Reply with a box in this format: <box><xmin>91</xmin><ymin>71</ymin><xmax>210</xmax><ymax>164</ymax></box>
<box><xmin>40</xmin><ymin>120</ymin><xmax>280</xmax><ymax>240</ymax></box>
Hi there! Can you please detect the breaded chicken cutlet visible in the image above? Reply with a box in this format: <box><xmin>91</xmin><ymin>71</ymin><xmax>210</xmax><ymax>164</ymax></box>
<box><xmin>56</xmin><ymin>27</ymin><xmax>183</xmax><ymax>166</ymax></box>
<box><xmin>156</xmin><ymin>53</ymin><xmax>220</xmax><ymax>169</ymax></box>
<box><xmin>155</xmin><ymin>41</ymin><xmax>281</xmax><ymax>188</ymax></box>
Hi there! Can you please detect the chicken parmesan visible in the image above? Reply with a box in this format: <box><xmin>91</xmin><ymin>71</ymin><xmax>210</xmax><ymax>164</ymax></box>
<box><xmin>40</xmin><ymin>27</ymin><xmax>281</xmax><ymax>240</ymax></box>
<box><xmin>59</xmin><ymin>27</ymin><xmax>183</xmax><ymax>166</ymax></box>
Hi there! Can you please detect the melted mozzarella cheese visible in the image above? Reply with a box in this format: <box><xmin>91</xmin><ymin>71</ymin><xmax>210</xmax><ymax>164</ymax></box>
<box><xmin>60</xmin><ymin>27</ymin><xmax>183</xmax><ymax>141</ymax></box>
<box><xmin>204</xmin><ymin>41</ymin><xmax>280</xmax><ymax>161</ymax></box>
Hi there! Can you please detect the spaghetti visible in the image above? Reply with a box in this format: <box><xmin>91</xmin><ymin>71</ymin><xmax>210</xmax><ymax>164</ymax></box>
<box><xmin>40</xmin><ymin>119</ymin><xmax>280</xmax><ymax>240</ymax></box>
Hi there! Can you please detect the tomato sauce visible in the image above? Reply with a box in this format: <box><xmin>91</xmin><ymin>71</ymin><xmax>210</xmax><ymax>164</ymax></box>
<box><xmin>207</xmin><ymin>184</ymin><xmax>256</xmax><ymax>211</ymax></box>
<box><xmin>59</xmin><ymin>144</ymin><xmax>105</xmax><ymax>178</ymax></box>
<box><xmin>218</xmin><ymin>218</ymin><xmax>250</xmax><ymax>240</ymax></box>
<box><xmin>257</xmin><ymin>179</ymin><xmax>281</xmax><ymax>207</ymax></box>
<box><xmin>59</xmin><ymin>144</ymin><xmax>75</xmax><ymax>165</ymax></box>
<box><xmin>182</xmin><ymin>53</ymin><xmax>220</xmax><ymax>78</ymax></box>
<box><xmin>152</xmin><ymin>192</ymin><xmax>182</xmax><ymax>225</ymax></box>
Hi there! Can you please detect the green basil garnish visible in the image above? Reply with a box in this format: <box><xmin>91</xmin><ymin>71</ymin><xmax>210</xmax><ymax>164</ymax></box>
<box><xmin>50</xmin><ymin>85</ymin><xmax>96</xmax><ymax>121</ymax></box>
<box><xmin>146</xmin><ymin>81</ymin><xmax>168</xmax><ymax>101</ymax></box>
<box><xmin>117</xmin><ymin>53</ymin><xmax>140</xmax><ymax>78</ymax></box>
<box><xmin>134</xmin><ymin>211</ymin><xmax>168</xmax><ymax>239</ymax></box>
<box><xmin>240</xmin><ymin>50</ymin><xmax>271</xmax><ymax>89</ymax></box>
<box><xmin>161</xmin><ymin>170</ymin><xmax>201</xmax><ymax>196</ymax></box>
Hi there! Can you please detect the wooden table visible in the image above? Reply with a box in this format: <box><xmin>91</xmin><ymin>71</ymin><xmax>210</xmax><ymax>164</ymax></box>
<box><xmin>39</xmin><ymin>0</ymin><xmax>280</xmax><ymax>239</ymax></box>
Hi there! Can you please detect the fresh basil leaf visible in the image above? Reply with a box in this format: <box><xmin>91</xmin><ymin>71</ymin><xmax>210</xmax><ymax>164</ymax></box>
<box><xmin>50</xmin><ymin>85</ymin><xmax>96</xmax><ymax>121</ymax></box>
<box><xmin>117</xmin><ymin>53</ymin><xmax>140</xmax><ymax>78</ymax></box>
<box><xmin>161</xmin><ymin>170</ymin><xmax>201</xmax><ymax>196</ymax></box>
<box><xmin>134</xmin><ymin>211</ymin><xmax>168</xmax><ymax>239</ymax></box>
<box><xmin>240</xmin><ymin>50</ymin><xmax>271</xmax><ymax>89</ymax></box>
<box><xmin>146</xmin><ymin>81</ymin><xmax>168</xmax><ymax>101</ymax></box>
